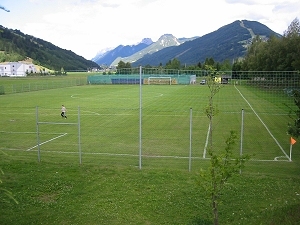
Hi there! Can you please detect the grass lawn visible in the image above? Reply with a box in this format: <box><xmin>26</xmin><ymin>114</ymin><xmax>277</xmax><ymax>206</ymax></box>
<box><xmin>0</xmin><ymin>74</ymin><xmax>299</xmax><ymax>224</ymax></box>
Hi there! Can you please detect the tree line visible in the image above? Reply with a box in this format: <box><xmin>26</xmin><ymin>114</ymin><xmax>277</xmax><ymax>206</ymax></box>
<box><xmin>116</xmin><ymin>57</ymin><xmax>232</xmax><ymax>74</ymax></box>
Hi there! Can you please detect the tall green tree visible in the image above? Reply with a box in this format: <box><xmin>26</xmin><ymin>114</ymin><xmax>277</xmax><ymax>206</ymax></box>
<box><xmin>219</xmin><ymin>59</ymin><xmax>232</xmax><ymax>71</ymax></box>
<box><xmin>116</xmin><ymin>60</ymin><xmax>131</xmax><ymax>69</ymax></box>
<box><xmin>284</xmin><ymin>17</ymin><xmax>300</xmax><ymax>37</ymax></box>
<box><xmin>204</xmin><ymin>57</ymin><xmax>215</xmax><ymax>68</ymax></box>
<box><xmin>287</xmin><ymin>90</ymin><xmax>300</xmax><ymax>138</ymax></box>
<box><xmin>283</xmin><ymin>18</ymin><xmax>300</xmax><ymax>70</ymax></box>
<box><xmin>116</xmin><ymin>60</ymin><xmax>131</xmax><ymax>74</ymax></box>
<box><xmin>165</xmin><ymin>58</ymin><xmax>181</xmax><ymax>69</ymax></box>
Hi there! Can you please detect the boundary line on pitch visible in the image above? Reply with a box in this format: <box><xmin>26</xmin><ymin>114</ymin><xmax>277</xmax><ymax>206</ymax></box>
<box><xmin>234</xmin><ymin>85</ymin><xmax>290</xmax><ymax>160</ymax></box>
<box><xmin>26</xmin><ymin>133</ymin><xmax>68</xmax><ymax>151</ymax></box>
<box><xmin>203</xmin><ymin>123</ymin><xmax>210</xmax><ymax>158</ymax></box>
<box><xmin>82</xmin><ymin>110</ymin><xmax>207</xmax><ymax>118</ymax></box>
<box><xmin>0</xmin><ymin>148</ymin><xmax>291</xmax><ymax>162</ymax></box>
<box><xmin>23</xmin><ymin>150</ymin><xmax>291</xmax><ymax>162</ymax></box>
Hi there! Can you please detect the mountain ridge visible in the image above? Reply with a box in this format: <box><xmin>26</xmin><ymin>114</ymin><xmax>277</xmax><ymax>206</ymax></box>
<box><xmin>132</xmin><ymin>20</ymin><xmax>281</xmax><ymax>67</ymax></box>
<box><xmin>110</xmin><ymin>34</ymin><xmax>187</xmax><ymax>66</ymax></box>
<box><xmin>93</xmin><ymin>20</ymin><xmax>281</xmax><ymax>67</ymax></box>
<box><xmin>92</xmin><ymin>39</ymin><xmax>153</xmax><ymax>67</ymax></box>
<box><xmin>93</xmin><ymin>34</ymin><xmax>199</xmax><ymax>67</ymax></box>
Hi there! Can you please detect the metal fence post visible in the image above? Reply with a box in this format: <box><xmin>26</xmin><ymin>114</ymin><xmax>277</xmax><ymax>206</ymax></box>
<box><xmin>189</xmin><ymin>108</ymin><xmax>192</xmax><ymax>172</ymax></box>
<box><xmin>78</xmin><ymin>106</ymin><xmax>82</xmax><ymax>164</ymax></box>
<box><xmin>240</xmin><ymin>109</ymin><xmax>244</xmax><ymax>174</ymax></box>
<box><xmin>36</xmin><ymin>106</ymin><xmax>41</xmax><ymax>162</ymax></box>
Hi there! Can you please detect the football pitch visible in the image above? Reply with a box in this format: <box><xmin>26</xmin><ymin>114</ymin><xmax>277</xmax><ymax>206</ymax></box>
<box><xmin>0</xmin><ymin>82</ymin><xmax>298</xmax><ymax>169</ymax></box>
<box><xmin>1</xmin><ymin>79</ymin><xmax>300</xmax><ymax>224</ymax></box>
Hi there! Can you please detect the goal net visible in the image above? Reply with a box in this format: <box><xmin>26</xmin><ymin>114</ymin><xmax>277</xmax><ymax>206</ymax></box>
<box><xmin>147</xmin><ymin>77</ymin><xmax>172</xmax><ymax>85</ymax></box>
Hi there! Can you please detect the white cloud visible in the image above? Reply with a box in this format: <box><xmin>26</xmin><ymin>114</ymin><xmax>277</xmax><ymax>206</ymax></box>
<box><xmin>1</xmin><ymin>0</ymin><xmax>298</xmax><ymax>59</ymax></box>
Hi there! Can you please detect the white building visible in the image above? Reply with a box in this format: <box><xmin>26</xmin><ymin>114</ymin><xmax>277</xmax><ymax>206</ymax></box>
<box><xmin>0</xmin><ymin>61</ymin><xmax>37</xmax><ymax>77</ymax></box>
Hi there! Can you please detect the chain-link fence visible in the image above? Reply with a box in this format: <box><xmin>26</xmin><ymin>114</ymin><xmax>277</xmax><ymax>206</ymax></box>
<box><xmin>0</xmin><ymin>77</ymin><xmax>86</xmax><ymax>94</ymax></box>
<box><xmin>1</xmin><ymin>70</ymin><xmax>299</xmax><ymax>170</ymax></box>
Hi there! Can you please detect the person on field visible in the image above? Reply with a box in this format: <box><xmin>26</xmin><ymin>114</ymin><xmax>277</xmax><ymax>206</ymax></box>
<box><xmin>61</xmin><ymin>105</ymin><xmax>67</xmax><ymax>119</ymax></box>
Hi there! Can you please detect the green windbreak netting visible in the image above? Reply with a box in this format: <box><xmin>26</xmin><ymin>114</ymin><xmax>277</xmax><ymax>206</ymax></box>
<box><xmin>87</xmin><ymin>74</ymin><xmax>196</xmax><ymax>85</ymax></box>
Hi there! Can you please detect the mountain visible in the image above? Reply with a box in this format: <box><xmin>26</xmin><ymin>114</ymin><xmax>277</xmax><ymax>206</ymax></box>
<box><xmin>178</xmin><ymin>36</ymin><xmax>200</xmax><ymax>43</ymax></box>
<box><xmin>92</xmin><ymin>38</ymin><xmax>154</xmax><ymax>67</ymax></box>
<box><xmin>109</xmin><ymin>34</ymin><xmax>198</xmax><ymax>66</ymax></box>
<box><xmin>0</xmin><ymin>25</ymin><xmax>99</xmax><ymax>71</ymax></box>
<box><xmin>0</xmin><ymin>19</ymin><xmax>281</xmax><ymax>71</ymax></box>
<box><xmin>140</xmin><ymin>38</ymin><xmax>153</xmax><ymax>45</ymax></box>
<box><xmin>91</xmin><ymin>47</ymin><xmax>113</xmax><ymax>64</ymax></box>
<box><xmin>132</xmin><ymin>20</ymin><xmax>281</xmax><ymax>67</ymax></box>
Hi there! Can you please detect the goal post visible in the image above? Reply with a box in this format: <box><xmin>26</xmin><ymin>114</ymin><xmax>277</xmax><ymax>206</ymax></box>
<box><xmin>147</xmin><ymin>76</ymin><xmax>172</xmax><ymax>85</ymax></box>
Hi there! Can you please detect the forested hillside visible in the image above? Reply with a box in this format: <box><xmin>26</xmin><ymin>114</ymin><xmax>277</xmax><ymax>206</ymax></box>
<box><xmin>233</xmin><ymin>18</ymin><xmax>300</xmax><ymax>71</ymax></box>
<box><xmin>0</xmin><ymin>25</ymin><xmax>99</xmax><ymax>71</ymax></box>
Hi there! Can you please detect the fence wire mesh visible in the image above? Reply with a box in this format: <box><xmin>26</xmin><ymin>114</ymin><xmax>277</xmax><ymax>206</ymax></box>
<box><xmin>0</xmin><ymin>70</ymin><xmax>299</xmax><ymax>169</ymax></box>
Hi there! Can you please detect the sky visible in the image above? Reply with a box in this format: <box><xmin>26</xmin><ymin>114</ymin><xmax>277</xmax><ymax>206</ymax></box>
<box><xmin>0</xmin><ymin>0</ymin><xmax>299</xmax><ymax>60</ymax></box>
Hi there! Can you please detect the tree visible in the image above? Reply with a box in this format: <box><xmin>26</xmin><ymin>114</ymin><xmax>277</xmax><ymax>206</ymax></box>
<box><xmin>204</xmin><ymin>57</ymin><xmax>215</xmax><ymax>68</ymax></box>
<box><xmin>116</xmin><ymin>60</ymin><xmax>131</xmax><ymax>69</ymax></box>
<box><xmin>199</xmin><ymin>66</ymin><xmax>249</xmax><ymax>225</ymax></box>
<box><xmin>117</xmin><ymin>60</ymin><xmax>126</xmax><ymax>69</ymax></box>
<box><xmin>284</xmin><ymin>17</ymin><xmax>300</xmax><ymax>37</ymax></box>
<box><xmin>197</xmin><ymin>62</ymin><xmax>202</xmax><ymax>69</ymax></box>
<box><xmin>287</xmin><ymin>90</ymin><xmax>300</xmax><ymax>137</ymax></box>
<box><xmin>232</xmin><ymin>59</ymin><xmax>242</xmax><ymax>72</ymax></box>
<box><xmin>125</xmin><ymin>62</ymin><xmax>131</xmax><ymax>68</ymax></box>
<box><xmin>165</xmin><ymin>58</ymin><xmax>181</xmax><ymax>69</ymax></box>
<box><xmin>242</xmin><ymin>35</ymin><xmax>266</xmax><ymax>71</ymax></box>
<box><xmin>283</xmin><ymin>18</ymin><xmax>300</xmax><ymax>70</ymax></box>
<box><xmin>219</xmin><ymin>59</ymin><xmax>232</xmax><ymax>71</ymax></box>
<box><xmin>116</xmin><ymin>60</ymin><xmax>131</xmax><ymax>74</ymax></box>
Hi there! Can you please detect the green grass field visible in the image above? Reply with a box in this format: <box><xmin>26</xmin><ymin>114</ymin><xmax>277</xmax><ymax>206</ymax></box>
<box><xmin>0</xmin><ymin>75</ymin><xmax>300</xmax><ymax>224</ymax></box>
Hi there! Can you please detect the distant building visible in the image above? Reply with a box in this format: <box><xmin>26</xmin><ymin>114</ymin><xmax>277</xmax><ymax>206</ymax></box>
<box><xmin>0</xmin><ymin>61</ymin><xmax>37</xmax><ymax>77</ymax></box>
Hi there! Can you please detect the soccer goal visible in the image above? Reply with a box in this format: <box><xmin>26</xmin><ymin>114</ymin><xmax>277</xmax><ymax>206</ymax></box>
<box><xmin>147</xmin><ymin>76</ymin><xmax>172</xmax><ymax>85</ymax></box>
